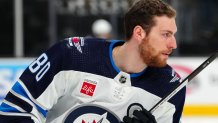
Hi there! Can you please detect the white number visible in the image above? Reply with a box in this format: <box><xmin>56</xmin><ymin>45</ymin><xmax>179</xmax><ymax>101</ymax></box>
<box><xmin>29</xmin><ymin>53</ymin><xmax>51</xmax><ymax>81</ymax></box>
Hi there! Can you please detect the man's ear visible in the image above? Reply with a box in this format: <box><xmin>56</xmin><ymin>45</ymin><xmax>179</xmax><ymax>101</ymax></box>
<box><xmin>132</xmin><ymin>25</ymin><xmax>146</xmax><ymax>43</ymax></box>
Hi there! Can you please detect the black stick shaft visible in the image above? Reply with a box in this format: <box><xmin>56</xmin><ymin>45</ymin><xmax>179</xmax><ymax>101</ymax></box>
<box><xmin>149</xmin><ymin>52</ymin><xmax>218</xmax><ymax>113</ymax></box>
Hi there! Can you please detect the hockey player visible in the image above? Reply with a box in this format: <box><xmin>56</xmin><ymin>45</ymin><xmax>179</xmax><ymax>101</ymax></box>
<box><xmin>0</xmin><ymin>0</ymin><xmax>185</xmax><ymax>123</ymax></box>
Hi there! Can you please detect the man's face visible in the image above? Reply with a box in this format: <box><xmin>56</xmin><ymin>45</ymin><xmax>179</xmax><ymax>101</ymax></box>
<box><xmin>139</xmin><ymin>16</ymin><xmax>177</xmax><ymax>67</ymax></box>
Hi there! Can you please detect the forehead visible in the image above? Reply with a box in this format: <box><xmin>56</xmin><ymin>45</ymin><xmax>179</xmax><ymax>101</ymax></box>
<box><xmin>152</xmin><ymin>16</ymin><xmax>177</xmax><ymax>33</ymax></box>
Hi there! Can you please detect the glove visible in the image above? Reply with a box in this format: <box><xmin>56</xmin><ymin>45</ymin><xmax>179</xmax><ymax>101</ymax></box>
<box><xmin>121</xmin><ymin>103</ymin><xmax>157</xmax><ymax>123</ymax></box>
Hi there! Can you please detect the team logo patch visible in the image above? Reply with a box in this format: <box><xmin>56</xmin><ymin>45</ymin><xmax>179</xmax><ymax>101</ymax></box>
<box><xmin>68</xmin><ymin>37</ymin><xmax>85</xmax><ymax>53</ymax></box>
<box><xmin>63</xmin><ymin>105</ymin><xmax>120</xmax><ymax>123</ymax></box>
<box><xmin>80</xmin><ymin>81</ymin><xmax>97</xmax><ymax>96</ymax></box>
<box><xmin>170</xmin><ymin>70</ymin><xmax>181</xmax><ymax>83</ymax></box>
<box><xmin>172</xmin><ymin>65</ymin><xmax>199</xmax><ymax>95</ymax></box>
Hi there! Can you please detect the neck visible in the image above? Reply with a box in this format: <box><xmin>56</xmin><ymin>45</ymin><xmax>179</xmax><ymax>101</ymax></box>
<box><xmin>112</xmin><ymin>42</ymin><xmax>147</xmax><ymax>73</ymax></box>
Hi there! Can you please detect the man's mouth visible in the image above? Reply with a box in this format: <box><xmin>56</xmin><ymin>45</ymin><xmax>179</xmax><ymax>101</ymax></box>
<box><xmin>162</xmin><ymin>51</ymin><xmax>172</xmax><ymax>59</ymax></box>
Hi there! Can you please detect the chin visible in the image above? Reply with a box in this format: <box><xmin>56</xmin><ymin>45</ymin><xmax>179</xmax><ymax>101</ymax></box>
<box><xmin>153</xmin><ymin>59</ymin><xmax>167</xmax><ymax>68</ymax></box>
<box><xmin>147</xmin><ymin>61</ymin><xmax>167</xmax><ymax>68</ymax></box>
<box><xmin>144</xmin><ymin>55</ymin><xmax>167</xmax><ymax>67</ymax></box>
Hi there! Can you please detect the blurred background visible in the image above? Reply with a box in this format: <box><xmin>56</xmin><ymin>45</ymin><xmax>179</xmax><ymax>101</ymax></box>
<box><xmin>0</xmin><ymin>0</ymin><xmax>218</xmax><ymax>122</ymax></box>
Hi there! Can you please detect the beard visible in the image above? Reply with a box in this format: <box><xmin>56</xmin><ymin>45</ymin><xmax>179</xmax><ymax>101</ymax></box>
<box><xmin>139</xmin><ymin>38</ymin><xmax>168</xmax><ymax>67</ymax></box>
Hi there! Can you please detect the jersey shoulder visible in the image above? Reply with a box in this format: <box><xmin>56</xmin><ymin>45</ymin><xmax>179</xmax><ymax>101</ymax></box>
<box><xmin>161</xmin><ymin>64</ymin><xmax>181</xmax><ymax>83</ymax></box>
<box><xmin>60</xmin><ymin>37</ymin><xmax>110</xmax><ymax>53</ymax></box>
<box><xmin>145</xmin><ymin>64</ymin><xmax>181</xmax><ymax>85</ymax></box>
<box><xmin>58</xmin><ymin>37</ymin><xmax>112</xmax><ymax>71</ymax></box>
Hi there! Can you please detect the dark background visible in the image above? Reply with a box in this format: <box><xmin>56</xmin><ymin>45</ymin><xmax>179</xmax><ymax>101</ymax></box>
<box><xmin>1</xmin><ymin>0</ymin><xmax>218</xmax><ymax>57</ymax></box>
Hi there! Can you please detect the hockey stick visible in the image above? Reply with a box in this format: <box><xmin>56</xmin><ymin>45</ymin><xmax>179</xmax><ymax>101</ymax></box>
<box><xmin>149</xmin><ymin>51</ymin><xmax>218</xmax><ymax>114</ymax></box>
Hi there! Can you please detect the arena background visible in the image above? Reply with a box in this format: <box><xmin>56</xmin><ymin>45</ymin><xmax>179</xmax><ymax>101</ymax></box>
<box><xmin>1</xmin><ymin>0</ymin><xmax>218</xmax><ymax>122</ymax></box>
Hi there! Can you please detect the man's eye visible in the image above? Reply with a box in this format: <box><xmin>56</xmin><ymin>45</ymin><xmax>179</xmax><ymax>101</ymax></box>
<box><xmin>163</xmin><ymin>33</ymin><xmax>171</xmax><ymax>37</ymax></box>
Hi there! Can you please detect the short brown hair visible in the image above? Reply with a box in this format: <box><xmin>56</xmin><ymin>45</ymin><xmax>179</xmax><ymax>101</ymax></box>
<box><xmin>124</xmin><ymin>0</ymin><xmax>176</xmax><ymax>40</ymax></box>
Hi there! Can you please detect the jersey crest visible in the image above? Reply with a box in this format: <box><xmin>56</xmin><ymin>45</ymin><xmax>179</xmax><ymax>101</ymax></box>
<box><xmin>63</xmin><ymin>105</ymin><xmax>120</xmax><ymax>123</ymax></box>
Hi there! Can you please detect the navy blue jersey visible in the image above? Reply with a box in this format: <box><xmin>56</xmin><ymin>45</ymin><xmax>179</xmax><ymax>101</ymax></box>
<box><xmin>0</xmin><ymin>37</ymin><xmax>185</xmax><ymax>123</ymax></box>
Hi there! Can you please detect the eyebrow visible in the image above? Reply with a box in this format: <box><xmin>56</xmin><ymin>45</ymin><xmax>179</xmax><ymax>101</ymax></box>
<box><xmin>161</xmin><ymin>30</ymin><xmax>175</xmax><ymax>35</ymax></box>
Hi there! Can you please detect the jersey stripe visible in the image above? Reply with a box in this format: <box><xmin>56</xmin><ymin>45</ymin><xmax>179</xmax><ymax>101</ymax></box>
<box><xmin>11</xmin><ymin>82</ymin><xmax>47</xmax><ymax>117</ymax></box>
<box><xmin>0</xmin><ymin>102</ymin><xmax>20</xmax><ymax>113</ymax></box>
